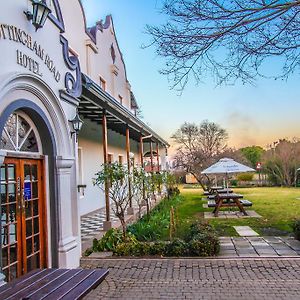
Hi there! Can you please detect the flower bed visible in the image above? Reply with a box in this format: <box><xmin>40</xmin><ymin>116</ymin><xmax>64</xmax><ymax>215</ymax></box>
<box><xmin>92</xmin><ymin>219</ymin><xmax>220</xmax><ymax>257</ymax></box>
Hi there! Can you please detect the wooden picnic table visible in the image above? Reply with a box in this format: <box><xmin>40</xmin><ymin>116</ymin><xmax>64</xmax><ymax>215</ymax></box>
<box><xmin>215</xmin><ymin>188</ymin><xmax>233</xmax><ymax>194</ymax></box>
<box><xmin>210</xmin><ymin>186</ymin><xmax>223</xmax><ymax>192</ymax></box>
<box><xmin>207</xmin><ymin>188</ymin><xmax>233</xmax><ymax>199</ymax></box>
<box><xmin>0</xmin><ymin>268</ymin><xmax>109</xmax><ymax>300</ymax></box>
<box><xmin>213</xmin><ymin>193</ymin><xmax>247</xmax><ymax>217</ymax></box>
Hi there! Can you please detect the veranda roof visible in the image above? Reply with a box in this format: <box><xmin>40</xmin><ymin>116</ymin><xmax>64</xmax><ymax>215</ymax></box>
<box><xmin>79</xmin><ymin>73</ymin><xmax>169</xmax><ymax>146</ymax></box>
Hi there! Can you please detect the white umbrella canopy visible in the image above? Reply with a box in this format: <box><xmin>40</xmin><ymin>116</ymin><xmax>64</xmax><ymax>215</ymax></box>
<box><xmin>201</xmin><ymin>158</ymin><xmax>255</xmax><ymax>174</ymax></box>
<box><xmin>201</xmin><ymin>158</ymin><xmax>255</xmax><ymax>189</ymax></box>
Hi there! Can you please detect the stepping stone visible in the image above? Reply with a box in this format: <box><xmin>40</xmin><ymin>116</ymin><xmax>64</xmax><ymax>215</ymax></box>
<box><xmin>233</xmin><ymin>226</ymin><xmax>259</xmax><ymax>237</ymax></box>
<box><xmin>246</xmin><ymin>211</ymin><xmax>262</xmax><ymax>218</ymax></box>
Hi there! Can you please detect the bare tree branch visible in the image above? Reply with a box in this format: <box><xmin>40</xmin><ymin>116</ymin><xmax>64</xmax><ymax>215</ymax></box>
<box><xmin>146</xmin><ymin>0</ymin><xmax>300</xmax><ymax>89</ymax></box>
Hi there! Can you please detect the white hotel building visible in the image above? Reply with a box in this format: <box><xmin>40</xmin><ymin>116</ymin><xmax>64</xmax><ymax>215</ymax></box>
<box><xmin>0</xmin><ymin>0</ymin><xmax>168</xmax><ymax>282</ymax></box>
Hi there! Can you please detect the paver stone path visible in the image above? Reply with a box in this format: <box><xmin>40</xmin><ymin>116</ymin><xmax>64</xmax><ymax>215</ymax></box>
<box><xmin>233</xmin><ymin>226</ymin><xmax>259</xmax><ymax>236</ymax></box>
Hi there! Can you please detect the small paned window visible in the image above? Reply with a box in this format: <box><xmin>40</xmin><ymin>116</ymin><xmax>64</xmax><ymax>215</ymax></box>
<box><xmin>0</xmin><ymin>113</ymin><xmax>40</xmax><ymax>153</ymax></box>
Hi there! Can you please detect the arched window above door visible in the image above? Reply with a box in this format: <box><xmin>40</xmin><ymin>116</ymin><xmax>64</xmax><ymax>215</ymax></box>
<box><xmin>0</xmin><ymin>112</ymin><xmax>41</xmax><ymax>153</ymax></box>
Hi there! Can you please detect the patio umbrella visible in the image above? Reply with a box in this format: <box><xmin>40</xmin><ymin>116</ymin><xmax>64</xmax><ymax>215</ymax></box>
<box><xmin>201</xmin><ymin>158</ymin><xmax>255</xmax><ymax>189</ymax></box>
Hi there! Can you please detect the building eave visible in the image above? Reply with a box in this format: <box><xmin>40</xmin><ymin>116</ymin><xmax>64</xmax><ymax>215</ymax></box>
<box><xmin>80</xmin><ymin>73</ymin><xmax>170</xmax><ymax>147</ymax></box>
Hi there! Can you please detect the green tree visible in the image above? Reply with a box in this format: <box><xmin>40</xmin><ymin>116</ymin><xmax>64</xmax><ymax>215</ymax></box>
<box><xmin>240</xmin><ymin>146</ymin><xmax>265</xmax><ymax>169</ymax></box>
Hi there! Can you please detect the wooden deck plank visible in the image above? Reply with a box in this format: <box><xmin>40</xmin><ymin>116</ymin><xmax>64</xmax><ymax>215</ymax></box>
<box><xmin>0</xmin><ymin>269</ymin><xmax>41</xmax><ymax>296</ymax></box>
<box><xmin>60</xmin><ymin>269</ymin><xmax>109</xmax><ymax>300</ymax></box>
<box><xmin>0</xmin><ymin>268</ymin><xmax>109</xmax><ymax>300</ymax></box>
<box><xmin>0</xmin><ymin>269</ymin><xmax>57</xmax><ymax>300</ymax></box>
<box><xmin>3</xmin><ymin>269</ymin><xmax>65</xmax><ymax>300</ymax></box>
<box><xmin>42</xmin><ymin>269</ymin><xmax>108</xmax><ymax>300</ymax></box>
<box><xmin>26</xmin><ymin>269</ymin><xmax>83</xmax><ymax>300</ymax></box>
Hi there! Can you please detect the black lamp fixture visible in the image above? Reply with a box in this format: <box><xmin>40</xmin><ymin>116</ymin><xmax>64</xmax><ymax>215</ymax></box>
<box><xmin>70</xmin><ymin>111</ymin><xmax>84</xmax><ymax>141</ymax></box>
<box><xmin>24</xmin><ymin>0</ymin><xmax>52</xmax><ymax>31</ymax></box>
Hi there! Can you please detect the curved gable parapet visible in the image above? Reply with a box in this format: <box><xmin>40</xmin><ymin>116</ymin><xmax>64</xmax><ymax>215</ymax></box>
<box><xmin>87</xmin><ymin>15</ymin><xmax>129</xmax><ymax>82</ymax></box>
<box><xmin>89</xmin><ymin>15</ymin><xmax>112</xmax><ymax>38</ymax></box>
<box><xmin>60</xmin><ymin>1</ymin><xmax>134</xmax><ymax>109</ymax></box>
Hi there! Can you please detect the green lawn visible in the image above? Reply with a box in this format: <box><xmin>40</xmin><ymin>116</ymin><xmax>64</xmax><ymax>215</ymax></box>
<box><xmin>177</xmin><ymin>186</ymin><xmax>300</xmax><ymax>236</ymax></box>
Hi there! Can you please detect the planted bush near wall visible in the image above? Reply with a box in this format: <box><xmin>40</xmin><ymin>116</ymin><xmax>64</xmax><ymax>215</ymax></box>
<box><xmin>91</xmin><ymin>197</ymin><xmax>220</xmax><ymax>257</ymax></box>
<box><xmin>113</xmin><ymin>220</ymin><xmax>219</xmax><ymax>257</ymax></box>
<box><xmin>92</xmin><ymin>229</ymin><xmax>136</xmax><ymax>252</ymax></box>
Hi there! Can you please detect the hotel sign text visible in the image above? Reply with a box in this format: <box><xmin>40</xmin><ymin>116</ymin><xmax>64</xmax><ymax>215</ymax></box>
<box><xmin>0</xmin><ymin>24</ymin><xmax>61</xmax><ymax>82</ymax></box>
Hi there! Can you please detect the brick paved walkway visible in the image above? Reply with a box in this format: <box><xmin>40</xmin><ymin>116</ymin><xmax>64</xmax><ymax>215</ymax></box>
<box><xmin>82</xmin><ymin>258</ymin><xmax>300</xmax><ymax>299</ymax></box>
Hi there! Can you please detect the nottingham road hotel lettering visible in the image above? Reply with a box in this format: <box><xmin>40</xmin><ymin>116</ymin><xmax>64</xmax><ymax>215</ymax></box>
<box><xmin>0</xmin><ymin>24</ymin><xmax>61</xmax><ymax>82</ymax></box>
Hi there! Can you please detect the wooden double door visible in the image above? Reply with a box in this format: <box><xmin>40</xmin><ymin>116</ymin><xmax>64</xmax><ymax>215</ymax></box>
<box><xmin>0</xmin><ymin>158</ymin><xmax>47</xmax><ymax>282</ymax></box>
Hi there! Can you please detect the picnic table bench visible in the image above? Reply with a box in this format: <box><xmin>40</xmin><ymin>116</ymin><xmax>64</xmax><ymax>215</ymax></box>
<box><xmin>211</xmin><ymin>193</ymin><xmax>250</xmax><ymax>217</ymax></box>
<box><xmin>215</xmin><ymin>188</ymin><xmax>233</xmax><ymax>194</ymax></box>
<box><xmin>204</xmin><ymin>188</ymin><xmax>233</xmax><ymax>197</ymax></box>
<box><xmin>0</xmin><ymin>268</ymin><xmax>109</xmax><ymax>300</ymax></box>
<box><xmin>210</xmin><ymin>186</ymin><xmax>223</xmax><ymax>192</ymax></box>
<box><xmin>208</xmin><ymin>199</ymin><xmax>252</xmax><ymax>208</ymax></box>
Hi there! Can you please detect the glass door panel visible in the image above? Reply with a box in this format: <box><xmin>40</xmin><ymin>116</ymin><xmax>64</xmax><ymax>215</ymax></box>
<box><xmin>1</xmin><ymin>162</ymin><xmax>20</xmax><ymax>282</ymax></box>
<box><xmin>21</xmin><ymin>161</ymin><xmax>43</xmax><ymax>274</ymax></box>
<box><xmin>1</xmin><ymin>158</ymin><xmax>46</xmax><ymax>282</ymax></box>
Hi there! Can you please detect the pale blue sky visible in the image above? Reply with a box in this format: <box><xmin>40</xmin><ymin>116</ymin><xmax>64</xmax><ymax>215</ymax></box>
<box><xmin>81</xmin><ymin>0</ymin><xmax>300</xmax><ymax>149</ymax></box>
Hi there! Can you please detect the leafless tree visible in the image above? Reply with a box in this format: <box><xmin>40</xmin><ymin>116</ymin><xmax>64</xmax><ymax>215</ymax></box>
<box><xmin>146</xmin><ymin>0</ymin><xmax>300</xmax><ymax>89</ymax></box>
<box><xmin>172</xmin><ymin>120</ymin><xmax>228</xmax><ymax>188</ymax></box>
<box><xmin>263</xmin><ymin>139</ymin><xmax>300</xmax><ymax>186</ymax></box>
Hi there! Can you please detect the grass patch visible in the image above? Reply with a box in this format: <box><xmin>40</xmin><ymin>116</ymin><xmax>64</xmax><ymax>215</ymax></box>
<box><xmin>178</xmin><ymin>186</ymin><xmax>300</xmax><ymax>236</ymax></box>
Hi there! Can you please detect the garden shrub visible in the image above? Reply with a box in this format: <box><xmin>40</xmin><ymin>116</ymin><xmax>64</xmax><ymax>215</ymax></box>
<box><xmin>292</xmin><ymin>219</ymin><xmax>300</xmax><ymax>240</ymax></box>
<box><xmin>92</xmin><ymin>204</ymin><xmax>220</xmax><ymax>257</ymax></box>
<box><xmin>92</xmin><ymin>228</ymin><xmax>136</xmax><ymax>252</ymax></box>
<box><xmin>84</xmin><ymin>248</ymin><xmax>93</xmax><ymax>257</ymax></box>
<box><xmin>189</xmin><ymin>233</ymin><xmax>220</xmax><ymax>256</ymax></box>
<box><xmin>113</xmin><ymin>232</ymin><xmax>219</xmax><ymax>257</ymax></box>
<box><xmin>237</xmin><ymin>173</ymin><xmax>254</xmax><ymax>181</ymax></box>
<box><xmin>149</xmin><ymin>241</ymin><xmax>166</xmax><ymax>256</ymax></box>
<box><xmin>164</xmin><ymin>238</ymin><xmax>188</xmax><ymax>256</ymax></box>
<box><xmin>114</xmin><ymin>241</ymin><xmax>150</xmax><ymax>256</ymax></box>
<box><xmin>185</xmin><ymin>220</ymin><xmax>215</xmax><ymax>242</ymax></box>
<box><xmin>230</xmin><ymin>179</ymin><xmax>238</xmax><ymax>187</ymax></box>
<box><xmin>184</xmin><ymin>220</ymin><xmax>220</xmax><ymax>256</ymax></box>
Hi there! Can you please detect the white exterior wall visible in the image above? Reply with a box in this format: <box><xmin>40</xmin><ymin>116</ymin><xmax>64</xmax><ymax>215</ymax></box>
<box><xmin>60</xmin><ymin>1</ymin><xmax>132</xmax><ymax>112</ymax></box>
<box><xmin>78</xmin><ymin>119</ymin><xmax>140</xmax><ymax>216</ymax></box>
<box><xmin>0</xmin><ymin>0</ymin><xmax>84</xmax><ymax>269</ymax></box>
<box><xmin>58</xmin><ymin>3</ymin><xmax>144</xmax><ymax>217</ymax></box>
<box><xmin>0</xmin><ymin>0</ymin><xmax>167</xmax><ymax>273</ymax></box>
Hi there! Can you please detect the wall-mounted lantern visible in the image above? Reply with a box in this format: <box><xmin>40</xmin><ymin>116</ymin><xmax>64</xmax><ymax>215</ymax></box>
<box><xmin>70</xmin><ymin>112</ymin><xmax>84</xmax><ymax>142</ymax></box>
<box><xmin>24</xmin><ymin>0</ymin><xmax>52</xmax><ymax>31</ymax></box>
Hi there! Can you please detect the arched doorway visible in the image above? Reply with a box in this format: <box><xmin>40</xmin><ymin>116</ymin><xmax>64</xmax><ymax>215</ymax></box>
<box><xmin>0</xmin><ymin>112</ymin><xmax>48</xmax><ymax>282</ymax></box>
